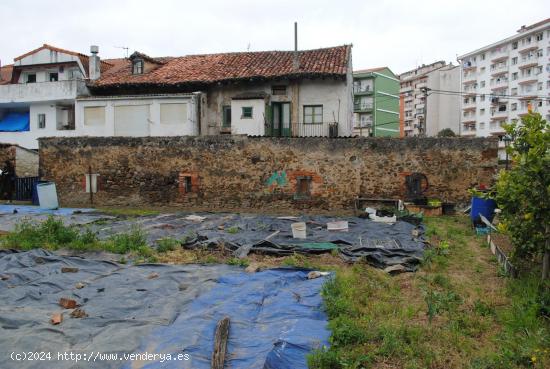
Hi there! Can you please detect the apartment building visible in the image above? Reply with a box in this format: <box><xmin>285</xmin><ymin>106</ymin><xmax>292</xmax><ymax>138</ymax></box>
<box><xmin>457</xmin><ymin>18</ymin><xmax>550</xmax><ymax>156</ymax></box>
<box><xmin>399</xmin><ymin>61</ymin><xmax>460</xmax><ymax>137</ymax></box>
<box><xmin>352</xmin><ymin>67</ymin><xmax>400</xmax><ymax>137</ymax></box>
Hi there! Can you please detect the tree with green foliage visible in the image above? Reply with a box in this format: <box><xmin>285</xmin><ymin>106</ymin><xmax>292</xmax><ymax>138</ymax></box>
<box><xmin>496</xmin><ymin>112</ymin><xmax>550</xmax><ymax>280</ymax></box>
<box><xmin>437</xmin><ymin>128</ymin><xmax>456</xmax><ymax>137</ymax></box>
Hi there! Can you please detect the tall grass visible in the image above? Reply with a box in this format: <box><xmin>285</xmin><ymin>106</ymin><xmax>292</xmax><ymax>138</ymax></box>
<box><xmin>2</xmin><ymin>216</ymin><xmax>152</xmax><ymax>258</ymax></box>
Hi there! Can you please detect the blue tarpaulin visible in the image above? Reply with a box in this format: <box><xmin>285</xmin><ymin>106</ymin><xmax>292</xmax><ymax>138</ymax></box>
<box><xmin>130</xmin><ymin>268</ymin><xmax>330</xmax><ymax>369</ymax></box>
<box><xmin>0</xmin><ymin>249</ymin><xmax>331</xmax><ymax>369</ymax></box>
<box><xmin>0</xmin><ymin>112</ymin><xmax>30</xmax><ymax>132</ymax></box>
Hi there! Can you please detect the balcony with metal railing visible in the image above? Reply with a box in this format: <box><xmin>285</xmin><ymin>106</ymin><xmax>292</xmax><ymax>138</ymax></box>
<box><xmin>490</xmin><ymin>63</ymin><xmax>508</xmax><ymax>74</ymax></box>
<box><xmin>461</xmin><ymin>124</ymin><xmax>477</xmax><ymax>136</ymax></box>
<box><xmin>490</xmin><ymin>78</ymin><xmax>509</xmax><ymax>90</ymax></box>
<box><xmin>463</xmin><ymin>85</ymin><xmax>478</xmax><ymax>95</ymax></box>
<box><xmin>490</xmin><ymin>47</ymin><xmax>509</xmax><ymax>62</ymax></box>
<box><xmin>353</xmin><ymin>85</ymin><xmax>373</xmax><ymax>95</ymax></box>
<box><xmin>294</xmin><ymin>122</ymin><xmax>340</xmax><ymax>137</ymax></box>
<box><xmin>353</xmin><ymin>101</ymin><xmax>373</xmax><ymax>112</ymax></box>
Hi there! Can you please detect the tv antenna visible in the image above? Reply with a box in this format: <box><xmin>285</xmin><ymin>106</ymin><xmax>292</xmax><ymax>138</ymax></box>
<box><xmin>114</xmin><ymin>46</ymin><xmax>129</xmax><ymax>58</ymax></box>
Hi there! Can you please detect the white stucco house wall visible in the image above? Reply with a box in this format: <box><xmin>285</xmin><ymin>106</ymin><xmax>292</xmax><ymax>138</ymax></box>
<box><xmin>1</xmin><ymin>44</ymin><xmax>353</xmax><ymax>148</ymax></box>
<box><xmin>76</xmin><ymin>94</ymin><xmax>200</xmax><ymax>137</ymax></box>
<box><xmin>0</xmin><ymin>44</ymin><xmax>101</xmax><ymax>149</ymax></box>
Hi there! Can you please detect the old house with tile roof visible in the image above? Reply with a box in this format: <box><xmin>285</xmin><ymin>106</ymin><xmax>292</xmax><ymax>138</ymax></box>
<box><xmin>80</xmin><ymin>45</ymin><xmax>354</xmax><ymax>138</ymax></box>
<box><xmin>1</xmin><ymin>43</ymin><xmax>354</xmax><ymax>149</ymax></box>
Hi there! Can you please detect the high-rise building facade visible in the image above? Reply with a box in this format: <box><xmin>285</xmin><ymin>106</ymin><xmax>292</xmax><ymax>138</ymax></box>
<box><xmin>399</xmin><ymin>62</ymin><xmax>460</xmax><ymax>137</ymax></box>
<box><xmin>457</xmin><ymin>18</ymin><xmax>550</xmax><ymax>151</ymax></box>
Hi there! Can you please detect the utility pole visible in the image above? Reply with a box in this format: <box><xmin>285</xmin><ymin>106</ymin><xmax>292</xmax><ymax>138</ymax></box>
<box><xmin>420</xmin><ymin>87</ymin><xmax>430</xmax><ymax>137</ymax></box>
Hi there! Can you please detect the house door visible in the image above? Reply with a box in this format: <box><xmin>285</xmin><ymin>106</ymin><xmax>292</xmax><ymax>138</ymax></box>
<box><xmin>271</xmin><ymin>102</ymin><xmax>290</xmax><ymax>137</ymax></box>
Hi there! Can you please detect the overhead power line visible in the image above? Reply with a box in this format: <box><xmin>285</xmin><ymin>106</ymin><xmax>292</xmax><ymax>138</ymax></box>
<box><xmin>425</xmin><ymin>88</ymin><xmax>550</xmax><ymax>102</ymax></box>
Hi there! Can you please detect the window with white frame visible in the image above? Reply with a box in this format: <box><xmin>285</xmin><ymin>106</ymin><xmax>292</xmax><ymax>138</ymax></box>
<box><xmin>303</xmin><ymin>105</ymin><xmax>323</xmax><ymax>124</ymax></box>
<box><xmin>132</xmin><ymin>59</ymin><xmax>144</xmax><ymax>74</ymax></box>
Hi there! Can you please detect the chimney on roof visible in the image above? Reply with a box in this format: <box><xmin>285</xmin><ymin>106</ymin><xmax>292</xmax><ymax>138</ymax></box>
<box><xmin>89</xmin><ymin>45</ymin><xmax>100</xmax><ymax>80</ymax></box>
<box><xmin>293</xmin><ymin>22</ymin><xmax>299</xmax><ymax>72</ymax></box>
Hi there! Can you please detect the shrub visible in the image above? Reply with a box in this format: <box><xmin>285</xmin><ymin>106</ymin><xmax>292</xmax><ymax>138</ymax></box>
<box><xmin>496</xmin><ymin>113</ymin><xmax>549</xmax><ymax>280</ymax></box>
<box><xmin>437</xmin><ymin>128</ymin><xmax>456</xmax><ymax>137</ymax></box>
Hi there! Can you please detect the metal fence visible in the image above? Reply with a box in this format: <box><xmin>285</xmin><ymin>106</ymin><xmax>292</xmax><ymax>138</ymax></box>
<box><xmin>294</xmin><ymin>122</ymin><xmax>339</xmax><ymax>137</ymax></box>
<box><xmin>258</xmin><ymin>122</ymin><xmax>340</xmax><ymax>138</ymax></box>
<box><xmin>15</xmin><ymin>176</ymin><xmax>39</xmax><ymax>201</ymax></box>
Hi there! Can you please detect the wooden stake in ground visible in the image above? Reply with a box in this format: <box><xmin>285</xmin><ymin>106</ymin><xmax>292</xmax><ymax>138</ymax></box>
<box><xmin>211</xmin><ymin>316</ymin><xmax>230</xmax><ymax>369</ymax></box>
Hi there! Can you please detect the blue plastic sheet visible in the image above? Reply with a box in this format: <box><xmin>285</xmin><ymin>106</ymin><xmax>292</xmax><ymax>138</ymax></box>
<box><xmin>131</xmin><ymin>268</ymin><xmax>330</xmax><ymax>369</ymax></box>
<box><xmin>0</xmin><ymin>112</ymin><xmax>30</xmax><ymax>132</ymax></box>
<box><xmin>0</xmin><ymin>250</ymin><xmax>330</xmax><ymax>369</ymax></box>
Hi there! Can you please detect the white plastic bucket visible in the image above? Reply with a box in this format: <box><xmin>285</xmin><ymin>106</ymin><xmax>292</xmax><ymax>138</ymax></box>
<box><xmin>291</xmin><ymin>222</ymin><xmax>307</xmax><ymax>239</ymax></box>
<box><xmin>327</xmin><ymin>221</ymin><xmax>349</xmax><ymax>232</ymax></box>
<box><xmin>37</xmin><ymin>182</ymin><xmax>59</xmax><ymax>210</ymax></box>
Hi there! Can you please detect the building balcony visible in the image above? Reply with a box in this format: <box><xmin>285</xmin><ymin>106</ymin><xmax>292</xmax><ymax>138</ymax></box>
<box><xmin>490</xmin><ymin>121</ymin><xmax>506</xmax><ymax>133</ymax></box>
<box><xmin>491</xmin><ymin>70</ymin><xmax>508</xmax><ymax>77</ymax></box>
<box><xmin>518</xmin><ymin>61</ymin><xmax>538</xmax><ymax>69</ymax></box>
<box><xmin>490</xmin><ymin>54</ymin><xmax>508</xmax><ymax>63</ymax></box>
<box><xmin>353</xmin><ymin>102</ymin><xmax>373</xmax><ymax>112</ymax></box>
<box><xmin>491</xmin><ymin>111</ymin><xmax>508</xmax><ymax>120</ymax></box>
<box><xmin>490</xmin><ymin>80</ymin><xmax>509</xmax><ymax>90</ymax></box>
<box><xmin>463</xmin><ymin>75</ymin><xmax>477</xmax><ymax>83</ymax></box>
<box><xmin>353</xmin><ymin>86</ymin><xmax>373</xmax><ymax>95</ymax></box>
<box><xmin>463</xmin><ymin>62</ymin><xmax>477</xmax><ymax>71</ymax></box>
<box><xmin>518</xmin><ymin>78</ymin><xmax>538</xmax><ymax>85</ymax></box>
<box><xmin>518</xmin><ymin>45</ymin><xmax>538</xmax><ymax>53</ymax></box>
<box><xmin>400</xmin><ymin>85</ymin><xmax>413</xmax><ymax>93</ymax></box>
<box><xmin>416</xmin><ymin>82</ymin><xmax>427</xmax><ymax>89</ymax></box>
<box><xmin>0</xmin><ymin>80</ymin><xmax>87</xmax><ymax>104</ymax></box>
<box><xmin>463</xmin><ymin>88</ymin><xmax>477</xmax><ymax>95</ymax></box>
<box><xmin>490</xmin><ymin>64</ymin><xmax>508</xmax><ymax>74</ymax></box>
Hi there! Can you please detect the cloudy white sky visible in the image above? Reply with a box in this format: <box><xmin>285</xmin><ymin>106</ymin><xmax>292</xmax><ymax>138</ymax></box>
<box><xmin>1</xmin><ymin>0</ymin><xmax>549</xmax><ymax>74</ymax></box>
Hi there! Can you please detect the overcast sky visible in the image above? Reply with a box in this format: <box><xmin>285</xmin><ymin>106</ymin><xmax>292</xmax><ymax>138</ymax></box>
<box><xmin>1</xmin><ymin>0</ymin><xmax>549</xmax><ymax>74</ymax></box>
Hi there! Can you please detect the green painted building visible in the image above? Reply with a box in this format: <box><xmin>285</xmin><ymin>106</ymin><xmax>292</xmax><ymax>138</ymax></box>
<box><xmin>353</xmin><ymin>67</ymin><xmax>400</xmax><ymax>137</ymax></box>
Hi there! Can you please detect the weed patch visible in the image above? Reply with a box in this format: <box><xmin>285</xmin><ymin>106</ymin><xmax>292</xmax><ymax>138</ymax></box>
<box><xmin>156</xmin><ymin>238</ymin><xmax>181</xmax><ymax>253</ymax></box>
<box><xmin>310</xmin><ymin>216</ymin><xmax>550</xmax><ymax>369</ymax></box>
<box><xmin>3</xmin><ymin>217</ymin><xmax>153</xmax><ymax>259</ymax></box>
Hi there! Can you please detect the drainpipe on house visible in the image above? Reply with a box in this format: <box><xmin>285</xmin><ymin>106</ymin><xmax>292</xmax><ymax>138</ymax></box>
<box><xmin>292</xmin><ymin>22</ymin><xmax>300</xmax><ymax>136</ymax></box>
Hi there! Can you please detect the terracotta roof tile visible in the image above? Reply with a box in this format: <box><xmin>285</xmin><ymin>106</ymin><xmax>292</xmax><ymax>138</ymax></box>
<box><xmin>93</xmin><ymin>45</ymin><xmax>351</xmax><ymax>88</ymax></box>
